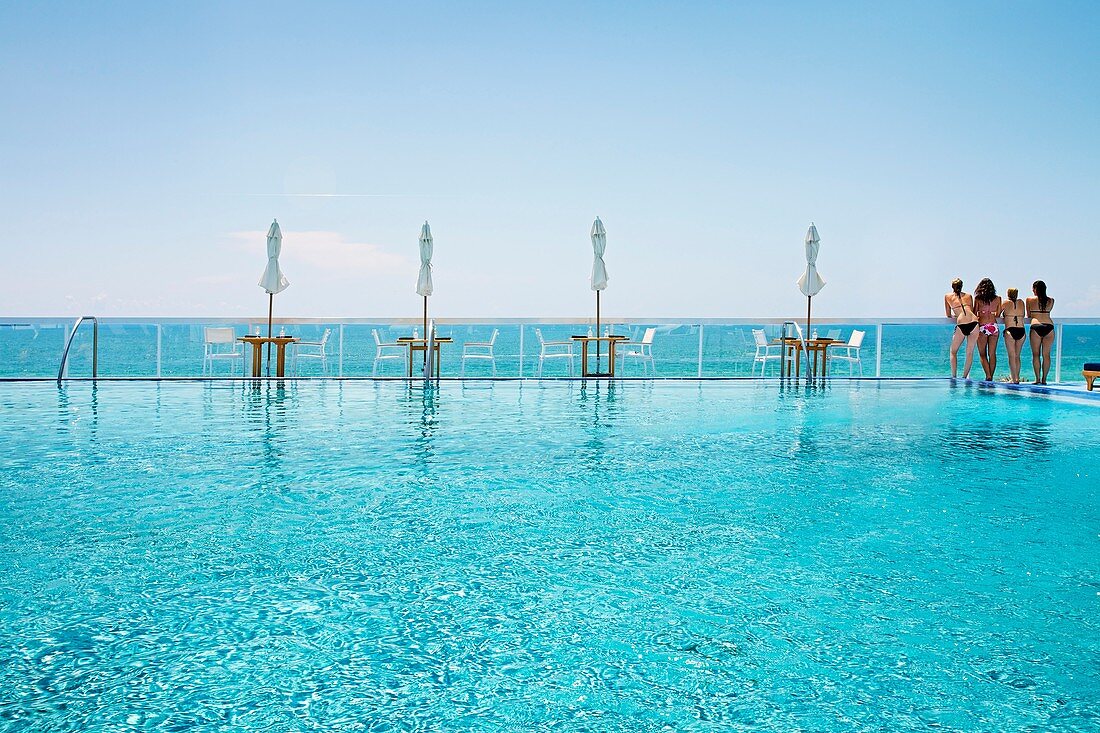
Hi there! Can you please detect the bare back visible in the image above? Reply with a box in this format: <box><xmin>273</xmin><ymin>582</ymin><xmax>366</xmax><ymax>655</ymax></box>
<box><xmin>1026</xmin><ymin>296</ymin><xmax>1054</xmax><ymax>326</ymax></box>
<box><xmin>1001</xmin><ymin>298</ymin><xmax>1025</xmax><ymax>328</ymax></box>
<box><xmin>945</xmin><ymin>292</ymin><xmax>976</xmax><ymax>324</ymax></box>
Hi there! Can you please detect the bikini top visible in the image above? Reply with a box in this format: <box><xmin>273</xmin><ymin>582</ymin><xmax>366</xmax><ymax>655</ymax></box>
<box><xmin>950</xmin><ymin>294</ymin><xmax>972</xmax><ymax>316</ymax></box>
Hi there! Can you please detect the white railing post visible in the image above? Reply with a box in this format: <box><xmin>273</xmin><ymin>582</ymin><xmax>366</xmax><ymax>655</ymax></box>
<box><xmin>875</xmin><ymin>323</ymin><xmax>883</xmax><ymax>378</ymax></box>
<box><xmin>338</xmin><ymin>324</ymin><xmax>344</xmax><ymax>377</ymax></box>
<box><xmin>156</xmin><ymin>324</ymin><xmax>162</xmax><ymax>377</ymax></box>
<box><xmin>518</xmin><ymin>325</ymin><xmax>524</xmax><ymax>377</ymax></box>
<box><xmin>697</xmin><ymin>324</ymin><xmax>704</xmax><ymax>378</ymax></box>
<box><xmin>1054</xmin><ymin>323</ymin><xmax>1063</xmax><ymax>383</ymax></box>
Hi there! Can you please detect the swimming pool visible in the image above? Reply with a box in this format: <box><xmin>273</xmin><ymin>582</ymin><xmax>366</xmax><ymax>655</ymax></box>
<box><xmin>1</xmin><ymin>381</ymin><xmax>1097</xmax><ymax>730</ymax></box>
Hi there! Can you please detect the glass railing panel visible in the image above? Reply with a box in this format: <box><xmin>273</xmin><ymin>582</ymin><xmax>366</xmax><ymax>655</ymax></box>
<box><xmin>879</xmin><ymin>323</ymin><xmax>953</xmax><ymax>377</ymax></box>
<box><xmin>520</xmin><ymin>323</ymin><xmax>589</xmax><ymax>377</ymax></box>
<box><xmin>0</xmin><ymin>321</ymin><xmax>68</xmax><ymax>378</ymax></box>
<box><xmin>1059</xmin><ymin>324</ymin><xmax>1100</xmax><ymax>383</ymax></box>
<box><xmin>3</xmin><ymin>317</ymin><xmax>1095</xmax><ymax>381</ymax></box>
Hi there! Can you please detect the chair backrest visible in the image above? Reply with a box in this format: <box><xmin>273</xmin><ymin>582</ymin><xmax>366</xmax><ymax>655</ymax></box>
<box><xmin>488</xmin><ymin>328</ymin><xmax>499</xmax><ymax>345</ymax></box>
<box><xmin>319</xmin><ymin>328</ymin><xmax>331</xmax><ymax>347</ymax></box>
<box><xmin>826</xmin><ymin>329</ymin><xmax>841</xmax><ymax>341</ymax></box>
<box><xmin>752</xmin><ymin>328</ymin><xmax>768</xmax><ymax>347</ymax></box>
<box><xmin>849</xmin><ymin>330</ymin><xmax>865</xmax><ymax>348</ymax></box>
<box><xmin>642</xmin><ymin>327</ymin><xmax>656</xmax><ymax>345</ymax></box>
<box><xmin>205</xmin><ymin>327</ymin><xmax>235</xmax><ymax>344</ymax></box>
<box><xmin>373</xmin><ymin>329</ymin><xmax>383</xmax><ymax>346</ymax></box>
<box><xmin>536</xmin><ymin>328</ymin><xmax>546</xmax><ymax>346</ymax></box>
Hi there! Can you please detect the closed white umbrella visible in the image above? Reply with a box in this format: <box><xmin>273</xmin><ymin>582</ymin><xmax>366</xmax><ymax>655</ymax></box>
<box><xmin>590</xmin><ymin>217</ymin><xmax>609</xmax><ymax>370</ymax></box>
<box><xmin>416</xmin><ymin>221</ymin><xmax>433</xmax><ymax>338</ymax></box>
<box><xmin>257</xmin><ymin>219</ymin><xmax>289</xmax><ymax>375</ymax></box>
<box><xmin>797</xmin><ymin>222</ymin><xmax>826</xmax><ymax>337</ymax></box>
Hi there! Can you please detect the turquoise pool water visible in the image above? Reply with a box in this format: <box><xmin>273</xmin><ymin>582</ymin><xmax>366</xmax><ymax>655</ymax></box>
<box><xmin>1</xmin><ymin>382</ymin><xmax>1097</xmax><ymax>731</ymax></box>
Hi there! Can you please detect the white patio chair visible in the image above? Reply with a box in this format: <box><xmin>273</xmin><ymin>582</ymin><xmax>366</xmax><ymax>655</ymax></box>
<box><xmin>825</xmin><ymin>328</ymin><xmax>842</xmax><ymax>341</ymax></box>
<box><xmin>751</xmin><ymin>328</ymin><xmax>783</xmax><ymax>377</ymax></box>
<box><xmin>203</xmin><ymin>327</ymin><xmax>244</xmax><ymax>376</ymax></box>
<box><xmin>828</xmin><ymin>329</ymin><xmax>865</xmax><ymax>376</ymax></box>
<box><xmin>620</xmin><ymin>327</ymin><xmax>657</xmax><ymax>376</ymax></box>
<box><xmin>461</xmin><ymin>328</ymin><xmax>498</xmax><ymax>376</ymax></box>
<box><xmin>372</xmin><ymin>329</ymin><xmax>405</xmax><ymax>376</ymax></box>
<box><xmin>536</xmin><ymin>328</ymin><xmax>575</xmax><ymax>377</ymax></box>
<box><xmin>291</xmin><ymin>328</ymin><xmax>331</xmax><ymax>375</ymax></box>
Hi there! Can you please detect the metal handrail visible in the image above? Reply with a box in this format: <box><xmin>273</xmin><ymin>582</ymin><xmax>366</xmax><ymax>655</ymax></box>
<box><xmin>57</xmin><ymin>316</ymin><xmax>98</xmax><ymax>386</ymax></box>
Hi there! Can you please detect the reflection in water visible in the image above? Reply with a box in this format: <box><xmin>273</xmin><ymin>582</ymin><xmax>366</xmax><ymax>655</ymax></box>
<box><xmin>55</xmin><ymin>384</ymin><xmax>99</xmax><ymax>441</ymax></box>
<box><xmin>406</xmin><ymin>383</ymin><xmax>440</xmax><ymax>475</ymax></box>
<box><xmin>241</xmin><ymin>381</ymin><xmax>296</xmax><ymax>485</ymax></box>
<box><xmin>943</xmin><ymin>418</ymin><xmax>1054</xmax><ymax>461</ymax></box>
<box><xmin>576</xmin><ymin>379</ymin><xmax>620</xmax><ymax>473</ymax></box>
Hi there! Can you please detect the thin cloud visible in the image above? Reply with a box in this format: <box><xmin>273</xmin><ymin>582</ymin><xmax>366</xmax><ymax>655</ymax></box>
<box><xmin>228</xmin><ymin>230</ymin><xmax>408</xmax><ymax>276</ymax></box>
<box><xmin>242</xmin><ymin>193</ymin><xmax>447</xmax><ymax>198</ymax></box>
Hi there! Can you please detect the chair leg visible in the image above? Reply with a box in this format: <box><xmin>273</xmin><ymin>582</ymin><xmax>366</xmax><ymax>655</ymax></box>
<box><xmin>537</xmin><ymin>355</ymin><xmax>544</xmax><ymax>377</ymax></box>
<box><xmin>491</xmin><ymin>358</ymin><xmax>496</xmax><ymax>377</ymax></box>
<box><xmin>373</xmin><ymin>359</ymin><xmax>380</xmax><ymax>377</ymax></box>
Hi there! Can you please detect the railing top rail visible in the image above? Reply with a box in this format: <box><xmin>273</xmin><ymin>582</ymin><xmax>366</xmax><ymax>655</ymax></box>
<box><xmin>7</xmin><ymin>316</ymin><xmax>1100</xmax><ymax>326</ymax></box>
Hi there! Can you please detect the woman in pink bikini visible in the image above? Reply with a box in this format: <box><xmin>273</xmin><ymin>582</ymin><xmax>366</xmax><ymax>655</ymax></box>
<box><xmin>999</xmin><ymin>287</ymin><xmax>1026</xmax><ymax>384</ymax></box>
<box><xmin>944</xmin><ymin>278</ymin><xmax>978</xmax><ymax>379</ymax></box>
<box><xmin>973</xmin><ymin>278</ymin><xmax>1002</xmax><ymax>382</ymax></box>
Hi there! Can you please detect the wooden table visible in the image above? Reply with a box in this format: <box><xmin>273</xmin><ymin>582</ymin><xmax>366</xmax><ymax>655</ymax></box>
<box><xmin>238</xmin><ymin>336</ymin><xmax>299</xmax><ymax>377</ymax></box>
<box><xmin>774</xmin><ymin>337</ymin><xmax>839</xmax><ymax>379</ymax></box>
<box><xmin>571</xmin><ymin>335</ymin><xmax>628</xmax><ymax>377</ymax></box>
<box><xmin>396</xmin><ymin>337</ymin><xmax>454</xmax><ymax>377</ymax></box>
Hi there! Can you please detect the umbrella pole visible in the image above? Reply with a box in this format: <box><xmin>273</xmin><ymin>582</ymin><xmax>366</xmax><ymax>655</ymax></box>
<box><xmin>806</xmin><ymin>295</ymin><xmax>812</xmax><ymax>340</ymax></box>
<box><xmin>423</xmin><ymin>295</ymin><xmax>428</xmax><ymax>369</ymax></box>
<box><xmin>596</xmin><ymin>290</ymin><xmax>601</xmax><ymax>372</ymax></box>
<box><xmin>266</xmin><ymin>293</ymin><xmax>273</xmax><ymax>377</ymax></box>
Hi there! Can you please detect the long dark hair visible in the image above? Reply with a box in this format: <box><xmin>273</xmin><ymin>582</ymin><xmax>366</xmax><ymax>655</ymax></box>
<box><xmin>974</xmin><ymin>278</ymin><xmax>997</xmax><ymax>305</ymax></box>
<box><xmin>1033</xmin><ymin>280</ymin><xmax>1049</xmax><ymax>311</ymax></box>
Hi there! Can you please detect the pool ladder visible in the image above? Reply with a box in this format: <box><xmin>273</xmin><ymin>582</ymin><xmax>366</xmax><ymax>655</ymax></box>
<box><xmin>57</xmin><ymin>315</ymin><xmax>98</xmax><ymax>386</ymax></box>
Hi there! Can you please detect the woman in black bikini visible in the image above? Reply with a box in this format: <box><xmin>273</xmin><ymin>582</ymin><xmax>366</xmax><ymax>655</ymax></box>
<box><xmin>999</xmin><ymin>287</ymin><xmax>1026</xmax><ymax>384</ymax></box>
<box><xmin>973</xmin><ymin>278</ymin><xmax>1001</xmax><ymax>381</ymax></box>
<box><xmin>944</xmin><ymin>278</ymin><xmax>978</xmax><ymax>379</ymax></box>
<box><xmin>1027</xmin><ymin>280</ymin><xmax>1055</xmax><ymax>384</ymax></box>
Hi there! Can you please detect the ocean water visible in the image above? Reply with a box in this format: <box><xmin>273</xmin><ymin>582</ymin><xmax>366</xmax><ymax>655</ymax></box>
<box><xmin>0</xmin><ymin>381</ymin><xmax>1097</xmax><ymax>731</ymax></box>
<box><xmin>2</xmin><ymin>321</ymin><xmax>1099</xmax><ymax>380</ymax></box>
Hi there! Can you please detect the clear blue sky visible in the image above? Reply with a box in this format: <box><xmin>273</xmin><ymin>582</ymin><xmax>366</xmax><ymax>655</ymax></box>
<box><xmin>2</xmin><ymin>1</ymin><xmax>1098</xmax><ymax>318</ymax></box>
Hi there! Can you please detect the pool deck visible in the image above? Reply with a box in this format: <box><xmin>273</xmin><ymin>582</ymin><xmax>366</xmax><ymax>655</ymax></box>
<box><xmin>978</xmin><ymin>379</ymin><xmax>1100</xmax><ymax>403</ymax></box>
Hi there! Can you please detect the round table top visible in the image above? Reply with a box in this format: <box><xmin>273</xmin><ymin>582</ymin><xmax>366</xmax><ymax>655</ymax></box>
<box><xmin>238</xmin><ymin>335</ymin><xmax>299</xmax><ymax>344</ymax></box>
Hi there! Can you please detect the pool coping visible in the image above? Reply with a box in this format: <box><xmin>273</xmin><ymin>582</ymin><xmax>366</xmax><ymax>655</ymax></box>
<box><xmin>0</xmin><ymin>374</ymin><xmax>1094</xmax><ymax>395</ymax></box>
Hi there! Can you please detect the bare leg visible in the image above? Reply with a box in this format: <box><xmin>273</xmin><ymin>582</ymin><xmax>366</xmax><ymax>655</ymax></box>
<box><xmin>987</xmin><ymin>332</ymin><xmax>999</xmax><ymax>380</ymax></box>
<box><xmin>1015</xmin><ymin>335</ymin><xmax>1025</xmax><ymax>383</ymax></box>
<box><xmin>949</xmin><ymin>327</ymin><xmax>964</xmax><ymax>378</ymax></box>
<box><xmin>1009</xmin><ymin>335</ymin><xmax>1023</xmax><ymax>383</ymax></box>
<box><xmin>976</xmin><ymin>333</ymin><xmax>992</xmax><ymax>380</ymax></box>
<box><xmin>1041</xmin><ymin>332</ymin><xmax>1054</xmax><ymax>384</ymax></box>
<box><xmin>1030</xmin><ymin>329</ymin><xmax>1042</xmax><ymax>383</ymax></box>
<box><xmin>961</xmin><ymin>329</ymin><xmax>978</xmax><ymax>379</ymax></box>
